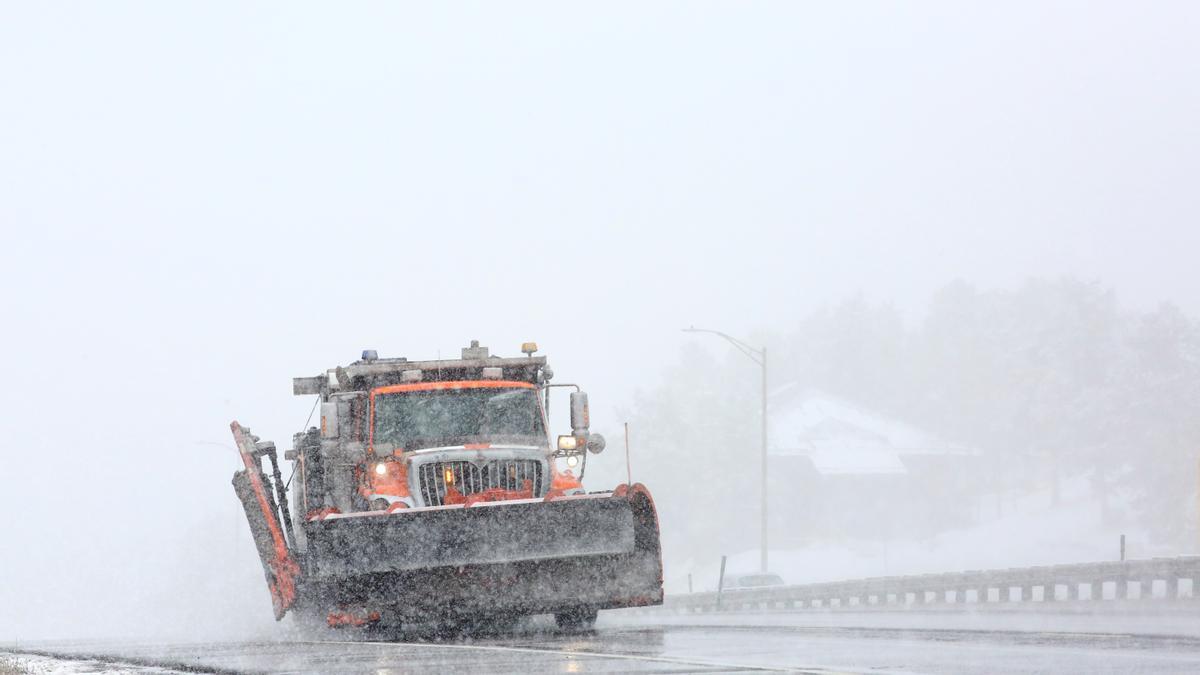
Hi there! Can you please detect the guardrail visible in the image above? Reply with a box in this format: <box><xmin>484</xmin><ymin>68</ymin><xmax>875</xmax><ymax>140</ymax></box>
<box><xmin>658</xmin><ymin>556</ymin><xmax>1200</xmax><ymax>613</ymax></box>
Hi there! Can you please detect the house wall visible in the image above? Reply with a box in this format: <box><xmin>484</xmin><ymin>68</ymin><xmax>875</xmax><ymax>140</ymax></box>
<box><xmin>768</xmin><ymin>455</ymin><xmax>979</xmax><ymax>545</ymax></box>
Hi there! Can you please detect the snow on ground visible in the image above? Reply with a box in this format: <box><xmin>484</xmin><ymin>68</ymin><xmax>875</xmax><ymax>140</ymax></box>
<box><xmin>678</xmin><ymin>477</ymin><xmax>1181</xmax><ymax>591</ymax></box>
<box><xmin>0</xmin><ymin>652</ymin><xmax>182</xmax><ymax>675</ymax></box>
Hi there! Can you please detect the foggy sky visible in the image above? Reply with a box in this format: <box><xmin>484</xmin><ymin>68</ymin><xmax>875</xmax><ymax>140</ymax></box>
<box><xmin>1</xmin><ymin>2</ymin><xmax>1198</xmax><ymax>639</ymax></box>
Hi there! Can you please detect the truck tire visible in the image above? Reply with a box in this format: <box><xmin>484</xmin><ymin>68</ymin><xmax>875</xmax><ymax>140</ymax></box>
<box><xmin>554</xmin><ymin>607</ymin><xmax>598</xmax><ymax>631</ymax></box>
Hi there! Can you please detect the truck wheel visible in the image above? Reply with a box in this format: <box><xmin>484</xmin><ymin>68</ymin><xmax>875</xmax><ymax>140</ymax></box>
<box><xmin>554</xmin><ymin>607</ymin><xmax>598</xmax><ymax>631</ymax></box>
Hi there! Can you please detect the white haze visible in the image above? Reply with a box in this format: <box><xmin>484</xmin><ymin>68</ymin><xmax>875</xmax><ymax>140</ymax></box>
<box><xmin>1</xmin><ymin>1</ymin><xmax>1198</xmax><ymax>640</ymax></box>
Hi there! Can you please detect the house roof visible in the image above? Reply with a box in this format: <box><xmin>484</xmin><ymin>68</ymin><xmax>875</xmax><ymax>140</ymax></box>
<box><xmin>769</xmin><ymin>388</ymin><xmax>974</xmax><ymax>476</ymax></box>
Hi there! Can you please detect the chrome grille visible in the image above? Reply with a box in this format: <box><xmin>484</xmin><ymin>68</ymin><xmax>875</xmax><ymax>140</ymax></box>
<box><xmin>417</xmin><ymin>459</ymin><xmax>544</xmax><ymax>507</ymax></box>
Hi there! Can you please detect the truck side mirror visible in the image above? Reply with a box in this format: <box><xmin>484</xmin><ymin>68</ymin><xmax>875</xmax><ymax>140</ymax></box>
<box><xmin>569</xmin><ymin>392</ymin><xmax>590</xmax><ymax>435</ymax></box>
<box><xmin>586</xmin><ymin>433</ymin><xmax>606</xmax><ymax>454</ymax></box>
<box><xmin>322</xmin><ymin>394</ymin><xmax>365</xmax><ymax>441</ymax></box>
<box><xmin>321</xmin><ymin>401</ymin><xmax>339</xmax><ymax>438</ymax></box>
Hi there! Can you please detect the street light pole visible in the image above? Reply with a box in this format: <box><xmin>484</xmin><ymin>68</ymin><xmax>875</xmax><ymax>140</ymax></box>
<box><xmin>760</xmin><ymin>345</ymin><xmax>767</xmax><ymax>574</ymax></box>
<box><xmin>683</xmin><ymin>326</ymin><xmax>769</xmax><ymax>573</ymax></box>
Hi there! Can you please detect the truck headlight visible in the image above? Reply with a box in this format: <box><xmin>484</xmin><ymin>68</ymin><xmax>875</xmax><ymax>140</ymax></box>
<box><xmin>374</xmin><ymin>462</ymin><xmax>388</xmax><ymax>476</ymax></box>
<box><xmin>566</xmin><ymin>455</ymin><xmax>579</xmax><ymax>468</ymax></box>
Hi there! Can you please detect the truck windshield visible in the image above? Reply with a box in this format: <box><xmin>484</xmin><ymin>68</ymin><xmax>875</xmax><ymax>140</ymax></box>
<box><xmin>373</xmin><ymin>387</ymin><xmax>546</xmax><ymax>451</ymax></box>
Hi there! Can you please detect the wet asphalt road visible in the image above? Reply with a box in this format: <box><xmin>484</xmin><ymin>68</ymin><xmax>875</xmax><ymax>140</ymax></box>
<box><xmin>11</xmin><ymin>612</ymin><xmax>1200</xmax><ymax>674</ymax></box>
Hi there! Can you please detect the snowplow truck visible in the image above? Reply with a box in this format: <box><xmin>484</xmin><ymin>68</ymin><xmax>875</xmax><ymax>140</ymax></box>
<box><xmin>230</xmin><ymin>341</ymin><xmax>663</xmax><ymax>630</ymax></box>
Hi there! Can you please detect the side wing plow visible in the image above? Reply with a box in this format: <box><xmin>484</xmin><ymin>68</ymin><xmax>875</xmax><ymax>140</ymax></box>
<box><xmin>230</xmin><ymin>421</ymin><xmax>301</xmax><ymax>620</ymax></box>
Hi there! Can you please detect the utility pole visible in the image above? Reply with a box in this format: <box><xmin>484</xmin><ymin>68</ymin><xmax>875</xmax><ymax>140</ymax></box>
<box><xmin>683</xmin><ymin>326</ymin><xmax>770</xmax><ymax>572</ymax></box>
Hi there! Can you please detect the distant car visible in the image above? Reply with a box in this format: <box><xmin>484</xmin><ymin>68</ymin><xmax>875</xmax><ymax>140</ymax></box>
<box><xmin>722</xmin><ymin>572</ymin><xmax>785</xmax><ymax>590</ymax></box>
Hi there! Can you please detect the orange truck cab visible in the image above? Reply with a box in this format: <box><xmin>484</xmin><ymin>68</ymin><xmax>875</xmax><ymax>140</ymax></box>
<box><xmin>358</xmin><ymin>380</ymin><xmax>585</xmax><ymax>510</ymax></box>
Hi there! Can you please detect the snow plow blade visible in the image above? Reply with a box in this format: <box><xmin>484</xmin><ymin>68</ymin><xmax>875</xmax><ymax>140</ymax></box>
<box><xmin>301</xmin><ymin>485</ymin><xmax>663</xmax><ymax>621</ymax></box>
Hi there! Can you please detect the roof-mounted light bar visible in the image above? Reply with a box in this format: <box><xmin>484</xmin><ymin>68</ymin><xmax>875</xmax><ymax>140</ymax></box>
<box><xmin>292</xmin><ymin>341</ymin><xmax>550</xmax><ymax>395</ymax></box>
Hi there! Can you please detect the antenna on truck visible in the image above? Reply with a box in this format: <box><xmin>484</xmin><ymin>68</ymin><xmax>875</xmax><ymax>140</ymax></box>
<box><xmin>624</xmin><ymin>421</ymin><xmax>633</xmax><ymax>486</ymax></box>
